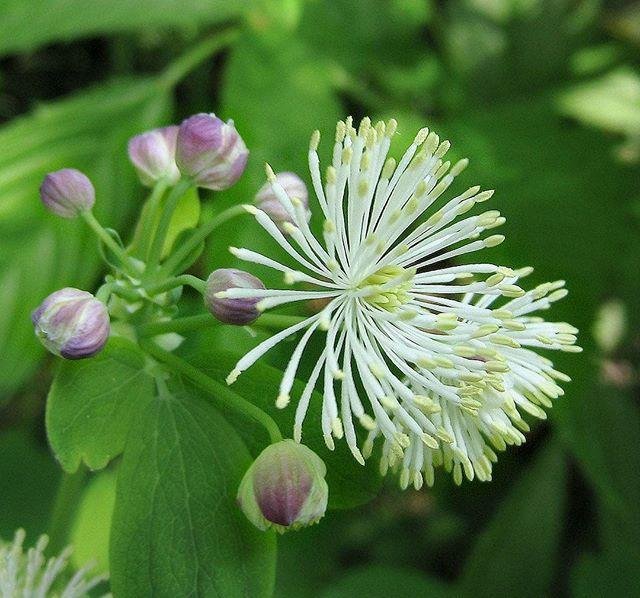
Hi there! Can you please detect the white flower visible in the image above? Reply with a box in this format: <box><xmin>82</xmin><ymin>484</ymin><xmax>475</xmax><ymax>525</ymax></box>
<box><xmin>0</xmin><ymin>529</ymin><xmax>106</xmax><ymax>598</ymax></box>
<box><xmin>221</xmin><ymin>117</ymin><xmax>580</xmax><ymax>485</ymax></box>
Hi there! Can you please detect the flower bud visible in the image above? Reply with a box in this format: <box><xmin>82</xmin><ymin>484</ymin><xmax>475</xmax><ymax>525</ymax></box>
<box><xmin>127</xmin><ymin>125</ymin><xmax>180</xmax><ymax>186</ymax></box>
<box><xmin>237</xmin><ymin>440</ymin><xmax>328</xmax><ymax>532</ymax></box>
<box><xmin>255</xmin><ymin>171</ymin><xmax>309</xmax><ymax>231</ymax></box>
<box><xmin>39</xmin><ymin>169</ymin><xmax>95</xmax><ymax>218</ymax></box>
<box><xmin>32</xmin><ymin>288</ymin><xmax>109</xmax><ymax>359</ymax></box>
<box><xmin>175</xmin><ymin>113</ymin><xmax>248</xmax><ymax>190</ymax></box>
<box><xmin>204</xmin><ymin>268</ymin><xmax>264</xmax><ymax>325</ymax></box>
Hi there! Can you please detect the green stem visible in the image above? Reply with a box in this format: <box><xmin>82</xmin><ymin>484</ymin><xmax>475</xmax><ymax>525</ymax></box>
<box><xmin>137</xmin><ymin>312</ymin><xmax>305</xmax><ymax>337</ymax></box>
<box><xmin>140</xmin><ymin>178</ymin><xmax>170</xmax><ymax>260</ymax></box>
<box><xmin>82</xmin><ymin>211</ymin><xmax>136</xmax><ymax>274</ymax></box>
<box><xmin>160</xmin><ymin>204</ymin><xmax>246</xmax><ymax>277</ymax></box>
<box><xmin>146</xmin><ymin>274</ymin><xmax>206</xmax><ymax>296</ymax></box>
<box><xmin>140</xmin><ymin>340</ymin><xmax>282</xmax><ymax>443</ymax></box>
<box><xmin>47</xmin><ymin>468</ymin><xmax>87</xmax><ymax>554</ymax></box>
<box><xmin>144</xmin><ymin>179</ymin><xmax>193</xmax><ymax>280</ymax></box>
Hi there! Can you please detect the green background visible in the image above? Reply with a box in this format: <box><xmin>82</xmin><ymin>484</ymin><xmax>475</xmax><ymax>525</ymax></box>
<box><xmin>1</xmin><ymin>0</ymin><xmax>639</xmax><ymax>595</ymax></box>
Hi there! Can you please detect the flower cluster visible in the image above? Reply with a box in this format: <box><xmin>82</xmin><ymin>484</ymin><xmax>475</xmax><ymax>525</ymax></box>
<box><xmin>221</xmin><ymin>117</ymin><xmax>580</xmax><ymax>487</ymax></box>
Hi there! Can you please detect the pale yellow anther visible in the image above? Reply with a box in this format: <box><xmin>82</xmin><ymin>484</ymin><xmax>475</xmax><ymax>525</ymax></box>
<box><xmin>421</xmin><ymin>433</ymin><xmax>439</xmax><ymax>450</ymax></box>
<box><xmin>426</xmin><ymin>210</ymin><xmax>443</xmax><ymax>226</ymax></box>
<box><xmin>331</xmin><ymin>417</ymin><xmax>344</xmax><ymax>439</ymax></box>
<box><xmin>485</xmin><ymin>360</ymin><xmax>510</xmax><ymax>373</ymax></box>
<box><xmin>435</xmin><ymin>356</ymin><xmax>454</xmax><ymax>368</ymax></box>
<box><xmin>382</xmin><ymin>157</ymin><xmax>396</xmax><ymax>179</ymax></box>
<box><xmin>358</xmin><ymin>179</ymin><xmax>369</xmax><ymax>196</ymax></box>
<box><xmin>454</xmin><ymin>345</ymin><xmax>476</xmax><ymax>358</ymax></box>
<box><xmin>341</xmin><ymin>146</ymin><xmax>353</xmax><ymax>164</ymax></box>
<box><xmin>321</xmin><ymin>167</ymin><xmax>335</xmax><ymax>187</ymax></box>
<box><xmin>451</xmin><ymin>158</ymin><xmax>469</xmax><ymax>176</ymax></box>
<box><xmin>323</xmin><ymin>219</ymin><xmax>336</xmax><ymax>234</ymax></box>
<box><xmin>436</xmin><ymin>427</ymin><xmax>454</xmax><ymax>444</ymax></box>
<box><xmin>265</xmin><ymin>163</ymin><xmax>276</xmax><ymax>181</ymax></box>
<box><xmin>359</xmin><ymin>414</ymin><xmax>377</xmax><ymax>431</ymax></box>
<box><xmin>358</xmin><ymin>116</ymin><xmax>371</xmax><ymax>137</ymax></box>
<box><xmin>435</xmin><ymin>140</ymin><xmax>451</xmax><ymax>159</ymax></box>
<box><xmin>276</xmin><ymin>394</ymin><xmax>290</xmax><ymax>409</ymax></box>
<box><xmin>309</xmin><ymin>130</ymin><xmax>320</xmax><ymax>150</ymax></box>
<box><xmin>243</xmin><ymin>204</ymin><xmax>258</xmax><ymax>215</ymax></box>
<box><xmin>486</xmin><ymin>273</ymin><xmax>505</xmax><ymax>287</ymax></box>
<box><xmin>424</xmin><ymin>131</ymin><xmax>439</xmax><ymax>153</ymax></box>
<box><xmin>386</xmin><ymin>119</ymin><xmax>398</xmax><ymax>137</ymax></box>
<box><xmin>414</xmin><ymin>127</ymin><xmax>429</xmax><ymax>145</ymax></box>
<box><xmin>435</xmin><ymin>160</ymin><xmax>451</xmax><ymax>178</ymax></box>
<box><xmin>475</xmin><ymin>189</ymin><xmax>495</xmax><ymax>202</ymax></box>
<box><xmin>484</xmin><ymin>234</ymin><xmax>505</xmax><ymax>248</ymax></box>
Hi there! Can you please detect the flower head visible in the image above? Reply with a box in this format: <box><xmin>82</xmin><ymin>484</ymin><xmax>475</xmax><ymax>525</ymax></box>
<box><xmin>32</xmin><ymin>288</ymin><xmax>109</xmax><ymax>359</ymax></box>
<box><xmin>0</xmin><ymin>529</ymin><xmax>105</xmax><ymax>597</ymax></box>
<box><xmin>40</xmin><ymin>168</ymin><xmax>95</xmax><ymax>218</ymax></box>
<box><xmin>222</xmin><ymin>117</ymin><xmax>580</xmax><ymax>486</ymax></box>
<box><xmin>128</xmin><ymin>125</ymin><xmax>180</xmax><ymax>186</ymax></box>
<box><xmin>175</xmin><ymin>113</ymin><xmax>248</xmax><ymax>190</ymax></box>
<box><xmin>237</xmin><ymin>440</ymin><xmax>328</xmax><ymax>532</ymax></box>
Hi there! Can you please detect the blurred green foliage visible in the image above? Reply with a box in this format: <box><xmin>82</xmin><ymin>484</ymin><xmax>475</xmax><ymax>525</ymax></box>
<box><xmin>1</xmin><ymin>0</ymin><xmax>639</xmax><ymax>596</ymax></box>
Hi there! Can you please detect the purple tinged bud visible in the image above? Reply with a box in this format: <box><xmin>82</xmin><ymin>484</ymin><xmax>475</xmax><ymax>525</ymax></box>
<box><xmin>204</xmin><ymin>268</ymin><xmax>265</xmax><ymax>325</ymax></box>
<box><xmin>175</xmin><ymin>113</ymin><xmax>249</xmax><ymax>190</ymax></box>
<box><xmin>127</xmin><ymin>125</ymin><xmax>180</xmax><ymax>187</ymax></box>
<box><xmin>237</xmin><ymin>440</ymin><xmax>328</xmax><ymax>533</ymax></box>
<box><xmin>39</xmin><ymin>169</ymin><xmax>95</xmax><ymax>218</ymax></box>
<box><xmin>255</xmin><ymin>171</ymin><xmax>309</xmax><ymax>232</ymax></box>
<box><xmin>32</xmin><ymin>288</ymin><xmax>109</xmax><ymax>359</ymax></box>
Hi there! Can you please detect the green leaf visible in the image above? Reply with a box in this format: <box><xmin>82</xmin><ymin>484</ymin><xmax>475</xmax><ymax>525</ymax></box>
<box><xmin>46</xmin><ymin>337</ymin><xmax>155</xmax><ymax>473</ymax></box>
<box><xmin>70</xmin><ymin>469</ymin><xmax>117</xmax><ymax>574</ymax></box>
<box><xmin>321</xmin><ymin>565</ymin><xmax>451</xmax><ymax>598</ymax></box>
<box><xmin>0</xmin><ymin>0</ymin><xmax>248</xmax><ymax>56</ymax></box>
<box><xmin>557</xmin><ymin>68</ymin><xmax>640</xmax><ymax>136</ymax></box>
<box><xmin>109</xmin><ymin>380</ymin><xmax>276</xmax><ymax>597</ymax></box>
<box><xmin>181</xmin><ymin>346</ymin><xmax>383</xmax><ymax>510</ymax></box>
<box><xmin>0</xmin><ymin>429</ymin><xmax>60</xmax><ymax>540</ymax></box>
<box><xmin>458</xmin><ymin>443</ymin><xmax>566</xmax><ymax>597</ymax></box>
<box><xmin>0</xmin><ymin>76</ymin><xmax>172</xmax><ymax>398</ymax></box>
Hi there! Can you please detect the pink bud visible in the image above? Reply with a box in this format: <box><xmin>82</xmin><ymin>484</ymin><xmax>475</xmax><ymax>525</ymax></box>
<box><xmin>127</xmin><ymin>126</ymin><xmax>180</xmax><ymax>187</ymax></box>
<box><xmin>176</xmin><ymin>113</ymin><xmax>248</xmax><ymax>190</ymax></box>
<box><xmin>237</xmin><ymin>440</ymin><xmax>328</xmax><ymax>533</ymax></box>
<box><xmin>204</xmin><ymin>268</ymin><xmax>264</xmax><ymax>325</ymax></box>
<box><xmin>255</xmin><ymin>171</ymin><xmax>309</xmax><ymax>232</ymax></box>
<box><xmin>32</xmin><ymin>288</ymin><xmax>109</xmax><ymax>359</ymax></box>
<box><xmin>40</xmin><ymin>169</ymin><xmax>95</xmax><ymax>218</ymax></box>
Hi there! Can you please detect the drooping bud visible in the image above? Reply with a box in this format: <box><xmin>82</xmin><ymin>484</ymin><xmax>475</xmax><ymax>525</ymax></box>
<box><xmin>204</xmin><ymin>268</ymin><xmax>264</xmax><ymax>325</ymax></box>
<box><xmin>175</xmin><ymin>113</ymin><xmax>248</xmax><ymax>190</ymax></box>
<box><xmin>255</xmin><ymin>171</ymin><xmax>309</xmax><ymax>231</ymax></box>
<box><xmin>32</xmin><ymin>288</ymin><xmax>109</xmax><ymax>359</ymax></box>
<box><xmin>237</xmin><ymin>440</ymin><xmax>328</xmax><ymax>533</ymax></box>
<box><xmin>127</xmin><ymin>125</ymin><xmax>180</xmax><ymax>186</ymax></box>
<box><xmin>39</xmin><ymin>169</ymin><xmax>95</xmax><ymax>218</ymax></box>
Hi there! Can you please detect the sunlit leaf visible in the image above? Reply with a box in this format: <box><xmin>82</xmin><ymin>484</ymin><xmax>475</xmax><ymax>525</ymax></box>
<box><xmin>0</xmin><ymin>0</ymin><xmax>248</xmax><ymax>56</ymax></box>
